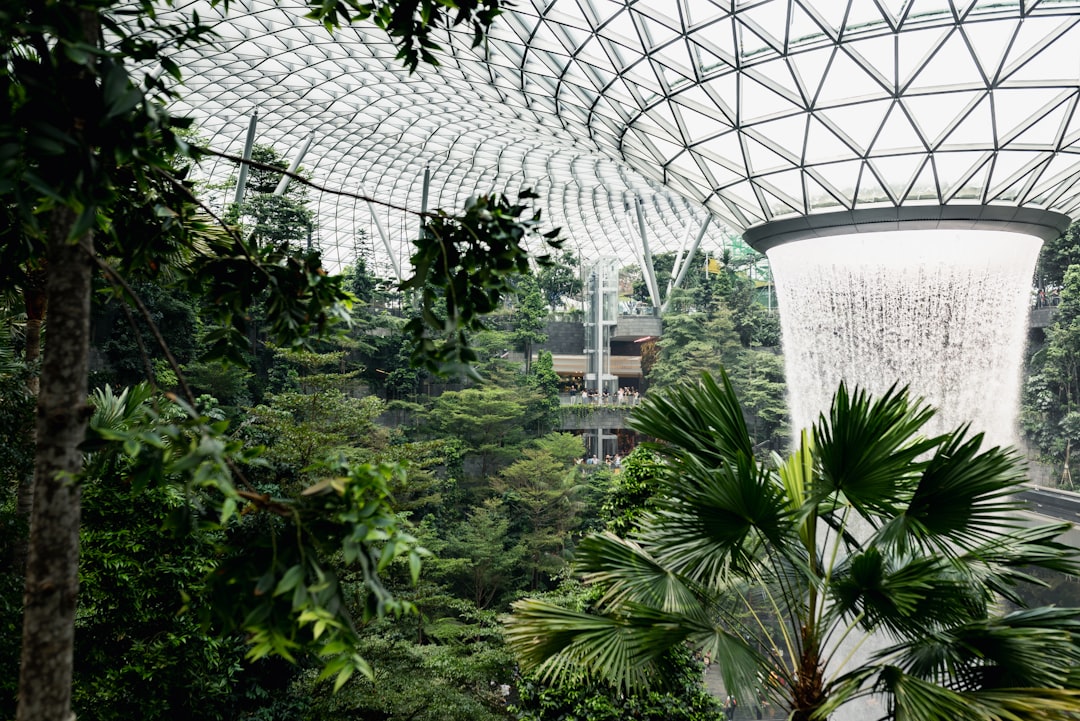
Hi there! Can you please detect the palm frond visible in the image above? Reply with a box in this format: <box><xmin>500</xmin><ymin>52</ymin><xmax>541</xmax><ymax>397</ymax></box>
<box><xmin>628</xmin><ymin>369</ymin><xmax>755</xmax><ymax>468</ymax></box>
<box><xmin>573</xmin><ymin>531</ymin><xmax>708</xmax><ymax>613</ymax></box>
<box><xmin>828</xmin><ymin>549</ymin><xmax>986</xmax><ymax>638</ymax></box>
<box><xmin>883</xmin><ymin>607</ymin><xmax>1080</xmax><ymax>691</ymax></box>
<box><xmin>872</xmin><ymin>664</ymin><xmax>1080</xmax><ymax>721</ymax></box>
<box><xmin>814</xmin><ymin>383</ymin><xmax>940</xmax><ymax>519</ymax></box>
<box><xmin>506</xmin><ymin>597</ymin><xmax>763</xmax><ymax>698</ymax></box>
<box><xmin>877</xmin><ymin>429</ymin><xmax>1029</xmax><ymax>554</ymax></box>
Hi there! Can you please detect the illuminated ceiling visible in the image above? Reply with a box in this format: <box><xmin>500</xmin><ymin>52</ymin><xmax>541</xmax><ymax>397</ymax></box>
<box><xmin>166</xmin><ymin>0</ymin><xmax>1080</xmax><ymax>276</ymax></box>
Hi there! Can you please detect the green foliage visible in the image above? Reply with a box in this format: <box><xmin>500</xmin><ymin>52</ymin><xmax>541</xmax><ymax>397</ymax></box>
<box><xmin>600</xmin><ymin>446</ymin><xmax>661</xmax><ymax>537</ymax></box>
<box><xmin>402</xmin><ymin>190</ymin><xmax>562</xmax><ymax>378</ymax></box>
<box><xmin>513</xmin><ymin>645</ymin><xmax>723</xmax><ymax>721</ymax></box>
<box><xmin>528</xmin><ymin>351</ymin><xmax>562</xmax><ymax>434</ymax></box>
<box><xmin>512</xmin><ymin>273</ymin><xmax>549</xmax><ymax>375</ymax></box>
<box><xmin>1037</xmin><ymin>222</ymin><xmax>1080</xmax><ymax>289</ymax></box>
<box><xmin>536</xmin><ymin>249</ymin><xmax>582</xmax><ymax>309</ymax></box>
<box><xmin>331</xmin><ymin>0</ymin><xmax>504</xmax><ymax>71</ymax></box>
<box><xmin>1023</xmin><ymin>264</ymin><xmax>1080</xmax><ymax>483</ymax></box>
<box><xmin>82</xmin><ymin>384</ymin><xmax>428</xmax><ymax>692</ymax></box>
<box><xmin>300</xmin><ymin>607</ymin><xmax>514</xmax><ymax>721</ymax></box>
<box><xmin>508</xmin><ymin>371</ymin><xmax>1080</xmax><ymax>721</ymax></box>
<box><xmin>75</xmin><ymin>454</ymin><xmax>242</xmax><ymax>721</ymax></box>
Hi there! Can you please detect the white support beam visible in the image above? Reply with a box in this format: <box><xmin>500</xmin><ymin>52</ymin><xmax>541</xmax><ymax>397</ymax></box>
<box><xmin>662</xmin><ymin>215</ymin><xmax>712</xmax><ymax>314</ymax></box>
<box><xmin>232</xmin><ymin>111</ymin><xmax>258</xmax><ymax>207</ymax></box>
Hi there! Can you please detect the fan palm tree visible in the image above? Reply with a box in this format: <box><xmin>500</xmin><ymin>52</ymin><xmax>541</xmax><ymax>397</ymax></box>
<box><xmin>506</xmin><ymin>371</ymin><xmax>1080</xmax><ymax>720</ymax></box>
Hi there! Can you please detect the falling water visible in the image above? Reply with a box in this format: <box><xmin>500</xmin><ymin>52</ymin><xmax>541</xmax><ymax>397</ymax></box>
<box><xmin>766</xmin><ymin>228</ymin><xmax>1042</xmax><ymax>719</ymax></box>
<box><xmin>768</xmin><ymin>229</ymin><xmax>1042</xmax><ymax>448</ymax></box>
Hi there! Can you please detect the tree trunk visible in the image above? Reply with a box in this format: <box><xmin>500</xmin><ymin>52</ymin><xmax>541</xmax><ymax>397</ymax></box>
<box><xmin>14</xmin><ymin>267</ymin><xmax>48</xmax><ymax>575</ymax></box>
<box><xmin>17</xmin><ymin>210</ymin><xmax>94</xmax><ymax>721</ymax></box>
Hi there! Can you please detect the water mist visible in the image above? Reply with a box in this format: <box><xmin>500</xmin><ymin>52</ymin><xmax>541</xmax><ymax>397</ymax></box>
<box><xmin>768</xmin><ymin>228</ymin><xmax>1042</xmax><ymax>448</ymax></box>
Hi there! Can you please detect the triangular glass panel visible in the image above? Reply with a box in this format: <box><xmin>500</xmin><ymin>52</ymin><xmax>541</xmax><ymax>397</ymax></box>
<box><xmin>796</xmin><ymin>0</ymin><xmax>846</xmax><ymax>39</ymax></box>
<box><xmin>805</xmin><ymin>115</ymin><xmax>860</xmax><ymax>163</ymax></box>
<box><xmin>959</xmin><ymin>18</ymin><xmax>1015</xmax><ymax>83</ymax></box>
<box><xmin>681</xmin><ymin>0</ymin><xmax>730</xmax><ymax>29</ymax></box>
<box><xmin>739</xmin><ymin>74</ymin><xmax>800</xmax><ymax>123</ymax></box>
<box><xmin>1056</xmin><ymin>97</ymin><xmax>1080</xmax><ymax>146</ymax></box>
<box><xmin>941</xmin><ymin>153</ymin><xmax>989</xmax><ymax>201</ymax></box>
<box><xmin>788</xmin><ymin>46</ymin><xmax>834</xmax><ymax>103</ymax></box>
<box><xmin>842</xmin><ymin>2</ymin><xmax>890</xmax><ymax>39</ymax></box>
<box><xmin>901</xmin><ymin>91</ymin><xmax>984</xmax><ymax>149</ymax></box>
<box><xmin>936</xmin><ymin>150</ymin><xmax>992</xmax><ymax>200</ymax></box>
<box><xmin>735</xmin><ymin>16</ymin><xmax>783</xmax><ymax>59</ymax></box>
<box><xmin>649</xmin><ymin>100</ymin><xmax>687</xmax><ymax>142</ymax></box>
<box><xmin>721</xmin><ymin>179</ymin><xmax>767</xmax><ymax>218</ymax></box>
<box><xmin>870</xmin><ymin>153</ymin><xmax>924</xmax><ymax>200</ymax></box>
<box><xmin>525</xmin><ymin>17</ymin><xmax>566</xmax><ymax>55</ymax></box>
<box><xmin>752</xmin><ymin>113</ymin><xmax>810</xmax><ymax>161</ymax></box>
<box><xmin>788</xmin><ymin>0</ymin><xmax>830</xmax><ymax>48</ymax></box>
<box><xmin>988</xmin><ymin>177</ymin><xmax>1027</xmax><ymax>204</ymax></box>
<box><xmin>896</xmin><ymin>26</ymin><xmax>951</xmax><ymax>89</ymax></box>
<box><xmin>1028</xmin><ymin>153</ymin><xmax>1080</xmax><ymax>198</ymax></box>
<box><xmin>744</xmin><ymin>133</ymin><xmax>798</xmax><ymax>174</ymax></box>
<box><xmin>746</xmin><ymin>58</ymin><xmax>804</xmax><ymax>106</ymax></box>
<box><xmin>678</xmin><ymin>82</ymin><xmax>737</xmax><ymax>126</ymax></box>
<box><xmin>690</xmin><ymin>39</ymin><xmax>735</xmax><ymax>76</ymax></box>
<box><xmin>1002</xmin><ymin>95</ymin><xmax>1071</xmax><ymax>148</ymax></box>
<box><xmin>905</xmin><ymin>27</ymin><xmax>982</xmax><ymax>94</ymax></box>
<box><xmin>758</xmin><ymin>186</ymin><xmax>802</xmax><ymax>219</ymax></box>
<box><xmin>698</xmin><ymin>131</ymin><xmax>747</xmax><ymax>174</ymax></box>
<box><xmin>871</xmin><ymin>102</ymin><xmax>927</xmax><ymax>153</ymax></box>
<box><xmin>668</xmin><ymin>156</ymin><xmax>712</xmax><ymax>191</ymax></box>
<box><xmin>758</xmin><ymin>168</ymin><xmax>806</xmax><ymax>212</ymax></box>
<box><xmin>699</xmin><ymin>75</ymin><xmax>743</xmax><ymax>125</ymax></box>
<box><xmin>600</xmin><ymin>8</ymin><xmax>641</xmax><ymax>48</ymax></box>
<box><xmin>674</xmin><ymin>100</ymin><xmax>731</xmax><ymax>143</ymax></box>
<box><xmin>622</xmin><ymin>60</ymin><xmax>664</xmax><ymax>97</ymax></box>
<box><xmin>1001</xmin><ymin>20</ymin><xmax>1080</xmax><ymax>85</ymax></box>
<box><xmin>718</xmin><ymin>195</ymin><xmax>755</xmax><ymax>229</ymax></box>
<box><xmin>805</xmin><ymin>170</ymin><xmax>847</xmax><ymax>210</ymax></box>
<box><xmin>903</xmin><ymin>158</ymin><xmax>940</xmax><ymax>203</ymax></box>
<box><xmin>818</xmin><ymin>48</ymin><xmax>890</xmax><ymax>106</ymax></box>
<box><xmin>692</xmin><ymin>23</ymin><xmax>739</xmax><ymax>68</ymax></box>
<box><xmin>738</xmin><ymin>3</ymin><xmax>789</xmax><ymax>54</ymax></box>
<box><xmin>987</xmin><ymin>149</ymin><xmax>1046</xmax><ymax>195</ymax></box>
<box><xmin>813</xmin><ymin>158</ymin><xmax>864</xmax><ymax>204</ymax></box>
<box><xmin>817</xmin><ymin>98</ymin><xmax>893</xmax><ymax>154</ymax></box>
<box><xmin>1000</xmin><ymin>16</ymin><xmax>1076</xmax><ymax>81</ymax></box>
<box><xmin>655</xmin><ymin>40</ymin><xmax>699</xmax><ymax>84</ymax></box>
<box><xmin>633</xmin><ymin>8</ymin><xmax>682</xmax><ymax>48</ymax></box>
<box><xmin>937</xmin><ymin>94</ymin><xmax>994</xmax><ymax>149</ymax></box>
<box><xmin>589</xmin><ymin>0</ymin><xmax>628</xmax><ymax>27</ymax></box>
<box><xmin>992</xmin><ymin>88</ymin><xmax>1066</xmax><ymax>149</ymax></box>
<box><xmin>553</xmin><ymin>22</ymin><xmax>593</xmax><ymax>55</ymax></box>
<box><xmin>698</xmin><ymin>154</ymin><xmax>745</xmax><ymax>188</ymax></box>
<box><xmin>854</xmin><ymin>163</ymin><xmax>892</xmax><ymax>207</ymax></box>
<box><xmin>577</xmin><ymin>37</ymin><xmax>612</xmax><ymax>71</ymax></box>
<box><xmin>844</xmin><ymin>35</ymin><xmax>896</xmax><ymax>92</ymax></box>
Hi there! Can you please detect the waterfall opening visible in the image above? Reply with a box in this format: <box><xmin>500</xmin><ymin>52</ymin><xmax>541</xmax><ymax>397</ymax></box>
<box><xmin>767</xmin><ymin>228</ymin><xmax>1042</xmax><ymax>448</ymax></box>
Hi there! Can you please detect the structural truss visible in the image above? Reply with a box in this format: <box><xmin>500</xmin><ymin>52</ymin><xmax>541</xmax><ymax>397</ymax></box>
<box><xmin>166</xmin><ymin>0</ymin><xmax>1080</xmax><ymax>275</ymax></box>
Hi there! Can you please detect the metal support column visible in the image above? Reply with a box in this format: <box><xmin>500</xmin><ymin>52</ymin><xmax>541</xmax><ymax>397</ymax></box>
<box><xmin>662</xmin><ymin>215</ymin><xmax>712</xmax><ymax>314</ymax></box>
<box><xmin>273</xmin><ymin>132</ymin><xmax>314</xmax><ymax>196</ymax></box>
<box><xmin>635</xmin><ymin>198</ymin><xmax>662</xmax><ymax>313</ymax></box>
<box><xmin>366</xmin><ymin>198</ymin><xmax>403</xmax><ymax>281</ymax></box>
<box><xmin>232</xmin><ymin>111</ymin><xmax>258</xmax><ymax>207</ymax></box>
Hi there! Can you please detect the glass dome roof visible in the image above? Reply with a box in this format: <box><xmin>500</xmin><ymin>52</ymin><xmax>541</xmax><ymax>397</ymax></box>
<box><xmin>166</xmin><ymin>0</ymin><xmax>1080</xmax><ymax>274</ymax></box>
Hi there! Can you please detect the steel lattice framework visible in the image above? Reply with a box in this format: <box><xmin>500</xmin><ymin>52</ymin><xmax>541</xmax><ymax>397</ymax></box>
<box><xmin>166</xmin><ymin>0</ymin><xmax>1080</xmax><ymax>275</ymax></box>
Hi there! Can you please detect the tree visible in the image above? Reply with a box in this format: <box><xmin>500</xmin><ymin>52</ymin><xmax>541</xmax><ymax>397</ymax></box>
<box><xmin>1</xmin><ymin>3</ymin><xmax>511</xmax><ymax>719</ymax></box>
<box><xmin>512</xmin><ymin>273</ymin><xmax>549</xmax><ymax>376</ymax></box>
<box><xmin>536</xmin><ymin>250</ymin><xmax>582</xmax><ymax>310</ymax></box>
<box><xmin>1023</xmin><ymin>264</ymin><xmax>1080</xmax><ymax>482</ymax></box>
<box><xmin>508</xmin><ymin>371</ymin><xmax>1080</xmax><ymax>721</ymax></box>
